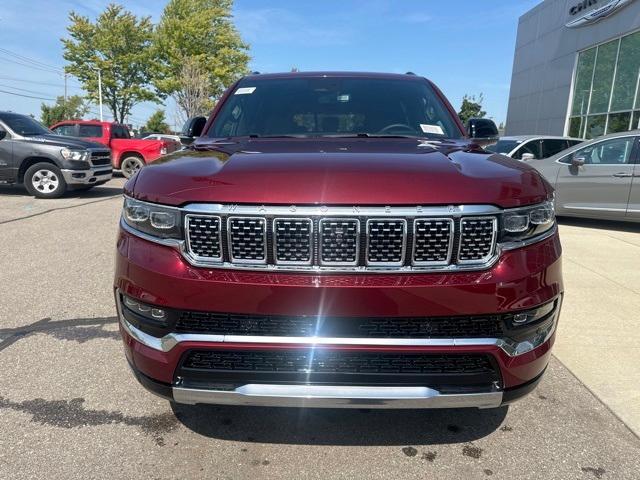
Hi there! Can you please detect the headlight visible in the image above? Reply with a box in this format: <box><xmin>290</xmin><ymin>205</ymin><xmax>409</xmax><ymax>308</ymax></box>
<box><xmin>122</xmin><ymin>197</ymin><xmax>182</xmax><ymax>239</ymax></box>
<box><xmin>500</xmin><ymin>200</ymin><xmax>555</xmax><ymax>243</ymax></box>
<box><xmin>60</xmin><ymin>148</ymin><xmax>91</xmax><ymax>162</ymax></box>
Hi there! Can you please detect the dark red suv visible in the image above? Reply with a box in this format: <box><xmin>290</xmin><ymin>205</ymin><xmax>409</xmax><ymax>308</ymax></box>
<box><xmin>114</xmin><ymin>72</ymin><xmax>562</xmax><ymax>409</ymax></box>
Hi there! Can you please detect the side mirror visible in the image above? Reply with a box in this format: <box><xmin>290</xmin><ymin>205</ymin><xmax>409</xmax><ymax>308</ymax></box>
<box><xmin>521</xmin><ymin>153</ymin><xmax>535</xmax><ymax>161</ymax></box>
<box><xmin>0</xmin><ymin>129</ymin><xmax>6</xmax><ymax>141</ymax></box>
<box><xmin>181</xmin><ymin>116</ymin><xmax>207</xmax><ymax>138</ymax></box>
<box><xmin>571</xmin><ymin>156</ymin><xmax>585</xmax><ymax>167</ymax></box>
<box><xmin>467</xmin><ymin>118</ymin><xmax>499</xmax><ymax>145</ymax></box>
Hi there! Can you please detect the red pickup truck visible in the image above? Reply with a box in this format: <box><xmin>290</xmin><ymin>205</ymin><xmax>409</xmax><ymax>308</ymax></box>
<box><xmin>50</xmin><ymin>120</ymin><xmax>179</xmax><ymax>178</ymax></box>
<box><xmin>115</xmin><ymin>72</ymin><xmax>562</xmax><ymax>409</ymax></box>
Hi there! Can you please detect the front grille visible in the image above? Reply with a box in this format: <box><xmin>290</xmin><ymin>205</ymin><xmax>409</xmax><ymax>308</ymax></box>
<box><xmin>182</xmin><ymin>350</ymin><xmax>496</xmax><ymax>376</ymax></box>
<box><xmin>228</xmin><ymin>217</ymin><xmax>267</xmax><ymax>262</ymax></box>
<box><xmin>274</xmin><ymin>218</ymin><xmax>312</xmax><ymax>264</ymax></box>
<box><xmin>181</xmin><ymin>207</ymin><xmax>499</xmax><ymax>271</ymax></box>
<box><xmin>90</xmin><ymin>151</ymin><xmax>111</xmax><ymax>166</ymax></box>
<box><xmin>458</xmin><ymin>218</ymin><xmax>497</xmax><ymax>263</ymax></box>
<box><xmin>175</xmin><ymin>311</ymin><xmax>504</xmax><ymax>338</ymax></box>
<box><xmin>367</xmin><ymin>219</ymin><xmax>406</xmax><ymax>265</ymax></box>
<box><xmin>319</xmin><ymin>219</ymin><xmax>359</xmax><ymax>265</ymax></box>
<box><xmin>186</xmin><ymin>216</ymin><xmax>222</xmax><ymax>260</ymax></box>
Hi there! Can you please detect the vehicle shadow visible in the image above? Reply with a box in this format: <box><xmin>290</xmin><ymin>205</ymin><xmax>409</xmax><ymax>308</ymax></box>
<box><xmin>170</xmin><ymin>403</ymin><xmax>508</xmax><ymax>446</ymax></box>
<box><xmin>557</xmin><ymin>216</ymin><xmax>640</xmax><ymax>233</ymax></box>
<box><xmin>0</xmin><ymin>185</ymin><xmax>123</xmax><ymax>199</ymax></box>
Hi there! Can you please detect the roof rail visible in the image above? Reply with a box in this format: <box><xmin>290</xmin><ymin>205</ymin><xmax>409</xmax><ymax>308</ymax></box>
<box><xmin>405</xmin><ymin>71</ymin><xmax>416</xmax><ymax>75</ymax></box>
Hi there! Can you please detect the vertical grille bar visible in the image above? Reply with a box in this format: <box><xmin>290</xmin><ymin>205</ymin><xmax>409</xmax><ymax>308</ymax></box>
<box><xmin>227</xmin><ymin>217</ymin><xmax>267</xmax><ymax>264</ymax></box>
<box><xmin>366</xmin><ymin>219</ymin><xmax>407</xmax><ymax>266</ymax></box>
<box><xmin>318</xmin><ymin>218</ymin><xmax>360</xmax><ymax>265</ymax></box>
<box><xmin>458</xmin><ymin>217</ymin><xmax>497</xmax><ymax>264</ymax></box>
<box><xmin>273</xmin><ymin>218</ymin><xmax>313</xmax><ymax>265</ymax></box>
<box><xmin>185</xmin><ymin>215</ymin><xmax>222</xmax><ymax>261</ymax></box>
<box><xmin>412</xmin><ymin>218</ymin><xmax>454</xmax><ymax>266</ymax></box>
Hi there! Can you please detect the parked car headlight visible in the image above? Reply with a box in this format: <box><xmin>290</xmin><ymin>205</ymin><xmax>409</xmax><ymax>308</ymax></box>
<box><xmin>500</xmin><ymin>200</ymin><xmax>555</xmax><ymax>243</ymax></box>
<box><xmin>122</xmin><ymin>197</ymin><xmax>182</xmax><ymax>239</ymax></box>
<box><xmin>60</xmin><ymin>148</ymin><xmax>91</xmax><ymax>161</ymax></box>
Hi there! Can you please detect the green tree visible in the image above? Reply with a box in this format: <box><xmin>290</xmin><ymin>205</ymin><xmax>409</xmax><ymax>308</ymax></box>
<box><xmin>458</xmin><ymin>94</ymin><xmax>486</xmax><ymax>126</ymax></box>
<box><xmin>40</xmin><ymin>95</ymin><xmax>90</xmax><ymax>127</ymax></box>
<box><xmin>154</xmin><ymin>0</ymin><xmax>250</xmax><ymax>119</ymax></box>
<box><xmin>144</xmin><ymin>110</ymin><xmax>170</xmax><ymax>133</ymax></box>
<box><xmin>62</xmin><ymin>4</ymin><xmax>158</xmax><ymax>123</ymax></box>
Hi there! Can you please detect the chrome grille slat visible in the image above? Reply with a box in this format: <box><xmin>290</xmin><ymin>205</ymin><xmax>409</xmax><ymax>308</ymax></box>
<box><xmin>273</xmin><ymin>218</ymin><xmax>313</xmax><ymax>265</ymax></box>
<box><xmin>180</xmin><ymin>207</ymin><xmax>501</xmax><ymax>272</ymax></box>
<box><xmin>458</xmin><ymin>217</ymin><xmax>497</xmax><ymax>264</ymax></box>
<box><xmin>413</xmin><ymin>218</ymin><xmax>454</xmax><ymax>265</ymax></box>
<box><xmin>227</xmin><ymin>217</ymin><xmax>267</xmax><ymax>263</ymax></box>
<box><xmin>366</xmin><ymin>219</ymin><xmax>406</xmax><ymax>266</ymax></box>
<box><xmin>319</xmin><ymin>218</ymin><xmax>359</xmax><ymax>265</ymax></box>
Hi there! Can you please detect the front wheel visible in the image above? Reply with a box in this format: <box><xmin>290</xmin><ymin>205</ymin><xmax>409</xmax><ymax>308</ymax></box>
<box><xmin>120</xmin><ymin>156</ymin><xmax>145</xmax><ymax>179</ymax></box>
<box><xmin>24</xmin><ymin>162</ymin><xmax>67</xmax><ymax>199</ymax></box>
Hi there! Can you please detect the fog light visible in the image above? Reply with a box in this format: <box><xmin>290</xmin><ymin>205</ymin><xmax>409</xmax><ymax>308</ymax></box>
<box><xmin>122</xmin><ymin>295</ymin><xmax>167</xmax><ymax>321</ymax></box>
<box><xmin>509</xmin><ymin>301</ymin><xmax>556</xmax><ymax>326</ymax></box>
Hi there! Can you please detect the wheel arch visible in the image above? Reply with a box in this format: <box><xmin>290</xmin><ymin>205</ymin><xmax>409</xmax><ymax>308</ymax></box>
<box><xmin>18</xmin><ymin>156</ymin><xmax>60</xmax><ymax>183</ymax></box>
<box><xmin>117</xmin><ymin>151</ymin><xmax>145</xmax><ymax>168</ymax></box>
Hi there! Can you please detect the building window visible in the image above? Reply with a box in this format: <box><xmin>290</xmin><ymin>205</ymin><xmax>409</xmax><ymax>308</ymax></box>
<box><xmin>567</xmin><ymin>31</ymin><xmax>640</xmax><ymax>139</ymax></box>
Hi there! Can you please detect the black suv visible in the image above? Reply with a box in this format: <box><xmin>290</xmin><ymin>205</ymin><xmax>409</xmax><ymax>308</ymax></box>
<box><xmin>0</xmin><ymin>112</ymin><xmax>112</xmax><ymax>198</ymax></box>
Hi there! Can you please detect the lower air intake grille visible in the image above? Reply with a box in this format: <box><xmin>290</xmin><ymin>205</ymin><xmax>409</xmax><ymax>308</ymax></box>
<box><xmin>175</xmin><ymin>311</ymin><xmax>504</xmax><ymax>338</ymax></box>
<box><xmin>182</xmin><ymin>350</ymin><xmax>497</xmax><ymax>376</ymax></box>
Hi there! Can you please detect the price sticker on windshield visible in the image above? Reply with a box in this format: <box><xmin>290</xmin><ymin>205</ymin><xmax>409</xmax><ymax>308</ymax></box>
<box><xmin>235</xmin><ymin>87</ymin><xmax>256</xmax><ymax>95</ymax></box>
<box><xmin>420</xmin><ymin>124</ymin><xmax>444</xmax><ymax>135</ymax></box>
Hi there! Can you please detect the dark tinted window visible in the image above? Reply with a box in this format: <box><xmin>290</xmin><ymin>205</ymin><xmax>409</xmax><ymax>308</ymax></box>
<box><xmin>0</xmin><ymin>113</ymin><xmax>50</xmax><ymax>136</ymax></box>
<box><xmin>209</xmin><ymin>77</ymin><xmax>462</xmax><ymax>139</ymax></box>
<box><xmin>112</xmin><ymin>125</ymin><xmax>129</xmax><ymax>139</ymax></box>
<box><xmin>52</xmin><ymin>124</ymin><xmax>77</xmax><ymax>136</ymax></box>
<box><xmin>513</xmin><ymin>140</ymin><xmax>542</xmax><ymax>160</ymax></box>
<box><xmin>77</xmin><ymin>125</ymin><xmax>103</xmax><ymax>137</ymax></box>
<box><xmin>570</xmin><ymin>137</ymin><xmax>635</xmax><ymax>164</ymax></box>
<box><xmin>541</xmin><ymin>139</ymin><xmax>569</xmax><ymax>158</ymax></box>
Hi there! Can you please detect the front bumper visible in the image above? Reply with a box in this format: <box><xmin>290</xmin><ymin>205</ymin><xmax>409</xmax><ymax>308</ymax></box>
<box><xmin>115</xmin><ymin>227</ymin><xmax>563</xmax><ymax>408</ymax></box>
<box><xmin>61</xmin><ymin>167</ymin><xmax>112</xmax><ymax>186</ymax></box>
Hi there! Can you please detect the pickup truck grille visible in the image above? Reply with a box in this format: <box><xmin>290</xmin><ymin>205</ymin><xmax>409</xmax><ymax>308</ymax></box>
<box><xmin>175</xmin><ymin>311</ymin><xmax>505</xmax><ymax>338</ymax></box>
<box><xmin>182</xmin><ymin>350</ymin><xmax>497</xmax><ymax>376</ymax></box>
<box><xmin>182</xmin><ymin>206</ymin><xmax>499</xmax><ymax>272</ymax></box>
<box><xmin>90</xmin><ymin>151</ymin><xmax>111</xmax><ymax>167</ymax></box>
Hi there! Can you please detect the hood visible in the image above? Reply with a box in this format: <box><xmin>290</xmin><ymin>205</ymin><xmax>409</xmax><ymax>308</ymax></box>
<box><xmin>16</xmin><ymin>134</ymin><xmax>107</xmax><ymax>150</ymax></box>
<box><xmin>131</xmin><ymin>138</ymin><xmax>550</xmax><ymax>208</ymax></box>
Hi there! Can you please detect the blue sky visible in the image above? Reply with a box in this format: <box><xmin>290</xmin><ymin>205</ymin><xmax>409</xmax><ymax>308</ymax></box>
<box><xmin>0</xmin><ymin>0</ymin><xmax>540</xmax><ymax>129</ymax></box>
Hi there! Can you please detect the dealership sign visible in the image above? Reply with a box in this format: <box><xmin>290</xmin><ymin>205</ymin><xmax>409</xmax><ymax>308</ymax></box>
<box><xmin>566</xmin><ymin>0</ymin><xmax>636</xmax><ymax>28</ymax></box>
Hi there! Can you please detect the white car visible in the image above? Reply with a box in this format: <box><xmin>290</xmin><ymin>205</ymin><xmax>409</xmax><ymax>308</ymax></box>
<box><xmin>486</xmin><ymin>135</ymin><xmax>583</xmax><ymax>161</ymax></box>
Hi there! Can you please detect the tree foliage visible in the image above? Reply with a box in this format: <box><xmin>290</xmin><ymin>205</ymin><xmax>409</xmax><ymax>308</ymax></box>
<box><xmin>62</xmin><ymin>4</ymin><xmax>158</xmax><ymax>123</ymax></box>
<box><xmin>154</xmin><ymin>0</ymin><xmax>250</xmax><ymax>118</ymax></box>
<box><xmin>40</xmin><ymin>95</ymin><xmax>89</xmax><ymax>127</ymax></box>
<box><xmin>458</xmin><ymin>94</ymin><xmax>486</xmax><ymax>126</ymax></box>
<box><xmin>144</xmin><ymin>110</ymin><xmax>170</xmax><ymax>133</ymax></box>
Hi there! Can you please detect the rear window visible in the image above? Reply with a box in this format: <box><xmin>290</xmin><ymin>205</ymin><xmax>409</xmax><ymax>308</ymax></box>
<box><xmin>209</xmin><ymin>77</ymin><xmax>462</xmax><ymax>139</ymax></box>
<box><xmin>52</xmin><ymin>124</ymin><xmax>77</xmax><ymax>136</ymax></box>
<box><xmin>77</xmin><ymin>125</ymin><xmax>103</xmax><ymax>137</ymax></box>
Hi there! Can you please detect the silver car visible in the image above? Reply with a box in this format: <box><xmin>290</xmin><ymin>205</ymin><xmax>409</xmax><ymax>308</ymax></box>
<box><xmin>531</xmin><ymin>130</ymin><xmax>640</xmax><ymax>222</ymax></box>
<box><xmin>486</xmin><ymin>135</ymin><xmax>582</xmax><ymax>161</ymax></box>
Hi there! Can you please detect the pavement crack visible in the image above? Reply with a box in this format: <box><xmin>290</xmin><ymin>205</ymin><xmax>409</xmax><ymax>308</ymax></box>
<box><xmin>0</xmin><ymin>195</ymin><xmax>121</xmax><ymax>226</ymax></box>
<box><xmin>0</xmin><ymin>316</ymin><xmax>118</xmax><ymax>353</ymax></box>
<box><xmin>0</xmin><ymin>396</ymin><xmax>177</xmax><ymax>446</ymax></box>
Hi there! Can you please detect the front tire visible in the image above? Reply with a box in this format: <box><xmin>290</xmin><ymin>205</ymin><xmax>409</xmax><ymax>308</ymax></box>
<box><xmin>121</xmin><ymin>156</ymin><xmax>145</xmax><ymax>179</ymax></box>
<box><xmin>24</xmin><ymin>163</ymin><xmax>67</xmax><ymax>199</ymax></box>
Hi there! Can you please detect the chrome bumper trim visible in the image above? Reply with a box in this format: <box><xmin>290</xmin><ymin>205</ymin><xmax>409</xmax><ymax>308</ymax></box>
<box><xmin>117</xmin><ymin>301</ymin><xmax>557</xmax><ymax>358</ymax></box>
<box><xmin>172</xmin><ymin>384</ymin><xmax>504</xmax><ymax>409</ymax></box>
<box><xmin>61</xmin><ymin>168</ymin><xmax>113</xmax><ymax>185</ymax></box>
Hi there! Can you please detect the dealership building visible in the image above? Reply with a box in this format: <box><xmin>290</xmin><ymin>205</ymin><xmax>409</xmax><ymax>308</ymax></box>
<box><xmin>506</xmin><ymin>0</ymin><xmax>640</xmax><ymax>139</ymax></box>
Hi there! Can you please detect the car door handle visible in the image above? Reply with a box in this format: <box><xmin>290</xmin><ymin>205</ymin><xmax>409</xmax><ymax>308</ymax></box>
<box><xmin>612</xmin><ymin>172</ymin><xmax>632</xmax><ymax>178</ymax></box>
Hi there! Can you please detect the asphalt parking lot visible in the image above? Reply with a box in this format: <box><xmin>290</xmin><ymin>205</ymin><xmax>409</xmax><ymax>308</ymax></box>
<box><xmin>1</xmin><ymin>179</ymin><xmax>639</xmax><ymax>479</ymax></box>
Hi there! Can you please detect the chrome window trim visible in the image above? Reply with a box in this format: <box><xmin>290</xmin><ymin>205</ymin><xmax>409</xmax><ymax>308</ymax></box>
<box><xmin>184</xmin><ymin>214</ymin><xmax>223</xmax><ymax>262</ymax></box>
<box><xmin>227</xmin><ymin>216</ymin><xmax>268</xmax><ymax>264</ymax></box>
<box><xmin>457</xmin><ymin>216</ymin><xmax>498</xmax><ymax>265</ymax></box>
<box><xmin>365</xmin><ymin>218</ymin><xmax>407</xmax><ymax>267</ymax></box>
<box><xmin>411</xmin><ymin>217</ymin><xmax>454</xmax><ymax>266</ymax></box>
<box><xmin>272</xmin><ymin>217</ymin><xmax>314</xmax><ymax>266</ymax></box>
<box><xmin>318</xmin><ymin>218</ymin><xmax>360</xmax><ymax>266</ymax></box>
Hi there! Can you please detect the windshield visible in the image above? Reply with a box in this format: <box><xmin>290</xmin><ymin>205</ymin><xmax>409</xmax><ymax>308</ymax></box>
<box><xmin>485</xmin><ymin>140</ymin><xmax>520</xmax><ymax>154</ymax></box>
<box><xmin>209</xmin><ymin>77</ymin><xmax>462</xmax><ymax>139</ymax></box>
<box><xmin>0</xmin><ymin>113</ymin><xmax>51</xmax><ymax>136</ymax></box>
